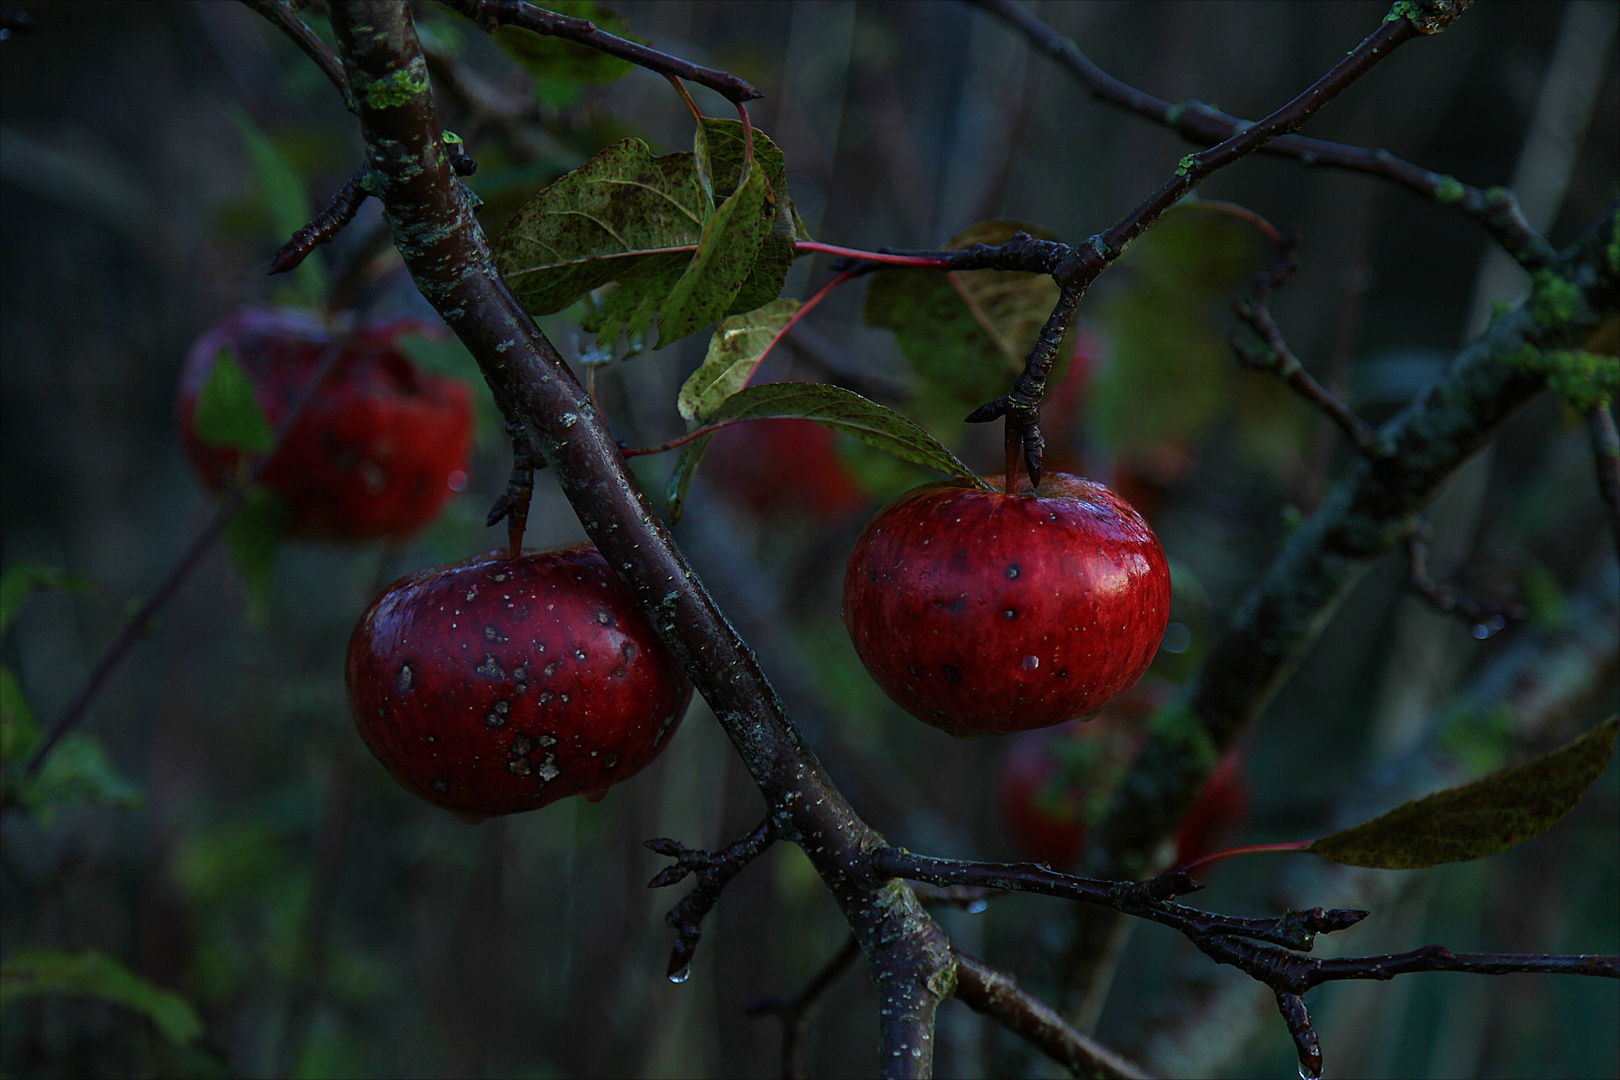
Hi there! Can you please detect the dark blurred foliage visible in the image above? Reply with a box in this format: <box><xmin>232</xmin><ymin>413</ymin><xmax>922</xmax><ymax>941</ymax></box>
<box><xmin>1</xmin><ymin>2</ymin><xmax>1616</xmax><ymax>1077</ymax></box>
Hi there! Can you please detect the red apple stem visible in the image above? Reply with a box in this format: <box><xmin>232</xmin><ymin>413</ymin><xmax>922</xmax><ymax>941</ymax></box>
<box><xmin>664</xmin><ymin>72</ymin><xmax>705</xmax><ymax>124</ymax></box>
<box><xmin>736</xmin><ymin>99</ymin><xmax>754</xmax><ymax>171</ymax></box>
<box><xmin>1174</xmin><ymin>839</ymin><xmax>1315</xmax><ymax>877</ymax></box>
<box><xmin>794</xmin><ymin>241</ymin><xmax>953</xmax><ymax>268</ymax></box>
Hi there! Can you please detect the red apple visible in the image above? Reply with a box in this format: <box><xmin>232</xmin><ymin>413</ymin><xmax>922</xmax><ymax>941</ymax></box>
<box><xmin>841</xmin><ymin>473</ymin><xmax>1170</xmax><ymax>737</ymax></box>
<box><xmin>999</xmin><ymin>681</ymin><xmax>1166</xmax><ymax>866</ymax></box>
<box><xmin>705</xmin><ymin>417</ymin><xmax>865</xmax><ymax>520</ymax></box>
<box><xmin>1174</xmin><ymin>748</ymin><xmax>1250</xmax><ymax>866</ymax></box>
<box><xmin>175</xmin><ymin>306</ymin><xmax>473</xmax><ymax>542</ymax></box>
<box><xmin>345</xmin><ymin>545</ymin><xmax>693</xmax><ymax>818</ymax></box>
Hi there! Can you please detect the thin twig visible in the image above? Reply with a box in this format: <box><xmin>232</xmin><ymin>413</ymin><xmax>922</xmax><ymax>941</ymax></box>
<box><xmin>1405</xmin><ymin>524</ymin><xmax>1529</xmax><ymax>631</ymax></box>
<box><xmin>952</xmin><ymin>952</ymin><xmax>1155</xmax><ymax>1080</ymax></box>
<box><xmin>238</xmin><ymin>0</ymin><xmax>355</xmax><ymax>112</ymax></box>
<box><xmin>745</xmin><ymin>936</ymin><xmax>863</xmax><ymax>1080</ymax></box>
<box><xmin>1589</xmin><ymin>404</ymin><xmax>1620</xmax><ymax>553</ymax></box>
<box><xmin>974</xmin><ymin>0</ymin><xmax>1553</xmax><ymax>270</ymax></box>
<box><xmin>485</xmin><ymin>423</ymin><xmax>546</xmax><ymax>556</ymax></box>
<box><xmin>268</xmin><ymin>167</ymin><xmax>370</xmax><ymax>275</ymax></box>
<box><xmin>19</xmin><ymin>340</ymin><xmax>347</xmax><ymax>784</ymax></box>
<box><xmin>646</xmin><ymin>818</ymin><xmax>776</xmax><ymax>979</ymax></box>
<box><xmin>440</xmin><ymin>0</ymin><xmax>762</xmax><ymax>103</ymax></box>
<box><xmin>1231</xmin><ymin>239</ymin><xmax>1386</xmax><ymax>458</ymax></box>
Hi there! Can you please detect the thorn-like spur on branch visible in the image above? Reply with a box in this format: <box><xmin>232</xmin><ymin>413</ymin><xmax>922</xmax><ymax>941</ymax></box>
<box><xmin>745</xmin><ymin>935</ymin><xmax>863</xmax><ymax>1080</ymax></box>
<box><xmin>1405</xmin><ymin>523</ymin><xmax>1529</xmax><ymax>633</ymax></box>
<box><xmin>485</xmin><ymin>423</ymin><xmax>546</xmax><ymax>557</ymax></box>
<box><xmin>867</xmin><ymin>847</ymin><xmax>1373</xmax><ymax>953</ymax></box>
<box><xmin>239</xmin><ymin>0</ymin><xmax>355</xmax><ymax>112</ymax></box>
<box><xmin>952</xmin><ymin>952</ymin><xmax>1157</xmax><ymax>1080</ymax></box>
<box><xmin>1589</xmin><ymin>404</ymin><xmax>1620</xmax><ymax>553</ymax></box>
<box><xmin>1230</xmin><ymin>238</ymin><xmax>1386</xmax><ymax>459</ymax></box>
<box><xmin>440</xmin><ymin>0</ymin><xmax>762</xmax><ymax>104</ymax></box>
<box><xmin>268</xmin><ymin>168</ymin><xmax>370</xmax><ymax>276</ymax></box>
<box><xmin>646</xmin><ymin>818</ymin><xmax>776</xmax><ymax>980</ymax></box>
<box><xmin>976</xmin><ymin>0</ymin><xmax>1552</xmax><ymax>270</ymax></box>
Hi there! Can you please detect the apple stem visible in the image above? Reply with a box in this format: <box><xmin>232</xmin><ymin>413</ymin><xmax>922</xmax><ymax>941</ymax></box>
<box><xmin>1176</xmin><ymin>839</ymin><xmax>1315</xmax><ymax>876</ymax></box>
<box><xmin>794</xmin><ymin>241</ymin><xmax>952</xmax><ymax>268</ymax></box>
<box><xmin>665</xmin><ymin>73</ymin><xmax>704</xmax><ymax>125</ymax></box>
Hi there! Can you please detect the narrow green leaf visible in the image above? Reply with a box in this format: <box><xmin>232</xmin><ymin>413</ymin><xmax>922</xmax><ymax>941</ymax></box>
<box><xmin>665</xmin><ymin>382</ymin><xmax>987</xmax><ymax>522</ymax></box>
<box><xmin>865</xmin><ymin>220</ymin><xmax>1061</xmax><ymax>409</ymax></box>
<box><xmin>491</xmin><ymin>2</ymin><xmax>638</xmax><ymax>86</ymax></box>
<box><xmin>18</xmin><ymin>733</ymin><xmax>142</xmax><ymax>821</ymax></box>
<box><xmin>225</xmin><ymin>106</ymin><xmax>325</xmax><ymax>306</ymax></box>
<box><xmin>678</xmin><ymin>300</ymin><xmax>799</xmax><ymax>426</ymax></box>
<box><xmin>0</xmin><ymin>664</ymin><xmax>39</xmax><ymax>763</ymax></box>
<box><xmin>192</xmin><ymin>349</ymin><xmax>274</xmax><ymax>454</ymax></box>
<box><xmin>702</xmin><ymin>119</ymin><xmax>805</xmax><ymax>314</ymax></box>
<box><xmin>657</xmin><ymin>161</ymin><xmax>770</xmax><ymax>346</ymax></box>
<box><xmin>1309</xmin><ymin>715</ymin><xmax>1620</xmax><ymax>869</ymax></box>
<box><xmin>0</xmin><ymin>563</ymin><xmax>89</xmax><ymax>637</ymax></box>
<box><xmin>1</xmin><ymin>949</ymin><xmax>203</xmax><ymax>1047</ymax></box>
<box><xmin>224</xmin><ymin>489</ymin><xmax>289</xmax><ymax>621</ymax></box>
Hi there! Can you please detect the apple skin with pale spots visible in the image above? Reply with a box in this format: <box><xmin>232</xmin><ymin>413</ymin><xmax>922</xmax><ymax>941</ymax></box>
<box><xmin>176</xmin><ymin>306</ymin><xmax>473</xmax><ymax>542</ymax></box>
<box><xmin>346</xmin><ymin>545</ymin><xmax>693</xmax><ymax>819</ymax></box>
<box><xmin>841</xmin><ymin>473</ymin><xmax>1170</xmax><ymax>738</ymax></box>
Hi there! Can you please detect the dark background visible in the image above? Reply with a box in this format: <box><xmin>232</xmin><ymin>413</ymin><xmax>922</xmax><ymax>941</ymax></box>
<box><xmin>2</xmin><ymin>2</ymin><xmax>1616</xmax><ymax>1077</ymax></box>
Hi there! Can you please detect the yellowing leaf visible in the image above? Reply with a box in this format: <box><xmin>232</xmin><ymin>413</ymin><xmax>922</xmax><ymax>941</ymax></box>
<box><xmin>677</xmin><ymin>300</ymin><xmax>800</xmax><ymax>427</ymax></box>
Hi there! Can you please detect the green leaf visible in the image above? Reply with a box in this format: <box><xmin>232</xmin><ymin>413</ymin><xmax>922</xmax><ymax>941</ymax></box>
<box><xmin>1</xmin><ymin>948</ymin><xmax>203</xmax><ymax>1048</ymax></box>
<box><xmin>665</xmin><ymin>382</ymin><xmax>986</xmax><ymax>522</ymax></box>
<box><xmin>492</xmin><ymin>119</ymin><xmax>800</xmax><ymax>348</ymax></box>
<box><xmin>678</xmin><ymin>300</ymin><xmax>800</xmax><ymax>426</ymax></box>
<box><xmin>1309</xmin><ymin>714</ymin><xmax>1620</xmax><ymax>869</ymax></box>
<box><xmin>1085</xmin><ymin>202</ymin><xmax>1265</xmax><ymax>460</ymax></box>
<box><xmin>225</xmin><ymin>489</ymin><xmax>289</xmax><ymax>621</ymax></box>
<box><xmin>225</xmin><ymin>106</ymin><xmax>326</xmax><ymax>306</ymax></box>
<box><xmin>865</xmin><ymin>220</ymin><xmax>1061</xmax><ymax>410</ymax></box>
<box><xmin>17</xmin><ymin>733</ymin><xmax>142</xmax><ymax>820</ymax></box>
<box><xmin>1</xmin><ymin>563</ymin><xmax>89</xmax><ymax>637</ymax></box>
<box><xmin>492</xmin><ymin>2</ymin><xmax>638</xmax><ymax>87</ymax></box>
<box><xmin>657</xmin><ymin>158</ymin><xmax>770</xmax><ymax>346</ymax></box>
<box><xmin>0</xmin><ymin>664</ymin><xmax>39</xmax><ymax>763</ymax></box>
<box><xmin>192</xmin><ymin>348</ymin><xmax>275</xmax><ymax>454</ymax></box>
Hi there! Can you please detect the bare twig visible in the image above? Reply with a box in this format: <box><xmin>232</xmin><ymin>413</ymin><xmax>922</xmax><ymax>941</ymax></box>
<box><xmin>745</xmin><ymin>935</ymin><xmax>863</xmax><ymax>1080</ymax></box>
<box><xmin>485</xmin><ymin>422</ymin><xmax>545</xmax><ymax>556</ymax></box>
<box><xmin>268</xmin><ymin>167</ymin><xmax>370</xmax><ymax>275</ymax></box>
<box><xmin>974</xmin><ymin>0</ymin><xmax>1554</xmax><ymax>270</ymax></box>
<box><xmin>439</xmin><ymin>0</ymin><xmax>762</xmax><ymax>104</ymax></box>
<box><xmin>646</xmin><ymin>818</ymin><xmax>776</xmax><ymax>981</ymax></box>
<box><xmin>1231</xmin><ymin>237</ymin><xmax>1387</xmax><ymax>458</ymax></box>
<box><xmin>17</xmin><ymin>340</ymin><xmax>347</xmax><ymax>786</ymax></box>
<box><xmin>239</xmin><ymin>0</ymin><xmax>355</xmax><ymax>112</ymax></box>
<box><xmin>1589</xmin><ymin>404</ymin><xmax>1620</xmax><ymax>553</ymax></box>
<box><xmin>1405</xmin><ymin>524</ymin><xmax>1529</xmax><ymax>632</ymax></box>
<box><xmin>952</xmin><ymin>952</ymin><xmax>1155</xmax><ymax>1080</ymax></box>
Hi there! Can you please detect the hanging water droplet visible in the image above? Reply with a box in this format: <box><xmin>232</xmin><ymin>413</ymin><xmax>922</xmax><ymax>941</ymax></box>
<box><xmin>964</xmin><ymin>899</ymin><xmax>988</xmax><ymax>915</ymax></box>
<box><xmin>1298</xmin><ymin>1061</ymin><xmax>1322</xmax><ymax>1080</ymax></box>
<box><xmin>668</xmin><ymin>966</ymin><xmax>691</xmax><ymax>984</ymax></box>
<box><xmin>1471</xmin><ymin>613</ymin><xmax>1507</xmax><ymax>639</ymax></box>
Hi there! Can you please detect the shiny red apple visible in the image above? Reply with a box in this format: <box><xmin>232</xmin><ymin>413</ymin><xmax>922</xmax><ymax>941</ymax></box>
<box><xmin>345</xmin><ymin>545</ymin><xmax>693</xmax><ymax>819</ymax></box>
<box><xmin>841</xmin><ymin>473</ymin><xmax>1170</xmax><ymax>737</ymax></box>
<box><xmin>706</xmin><ymin>417</ymin><xmax>865</xmax><ymax>520</ymax></box>
<box><xmin>176</xmin><ymin>306</ymin><xmax>473</xmax><ymax>542</ymax></box>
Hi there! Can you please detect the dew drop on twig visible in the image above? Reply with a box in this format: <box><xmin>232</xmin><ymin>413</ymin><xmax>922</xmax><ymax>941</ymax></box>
<box><xmin>965</xmin><ymin>899</ymin><xmax>988</xmax><ymax>914</ymax></box>
<box><xmin>668</xmin><ymin>966</ymin><xmax>691</xmax><ymax>984</ymax></box>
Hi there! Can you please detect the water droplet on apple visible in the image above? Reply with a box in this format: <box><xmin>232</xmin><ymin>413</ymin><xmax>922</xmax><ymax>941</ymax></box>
<box><xmin>1020</xmin><ymin>655</ymin><xmax>1040</xmax><ymax>670</ymax></box>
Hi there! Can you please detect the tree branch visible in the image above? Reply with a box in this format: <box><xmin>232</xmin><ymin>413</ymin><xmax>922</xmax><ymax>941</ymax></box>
<box><xmin>746</xmin><ymin>936</ymin><xmax>863</xmax><ymax>1080</ymax></box>
<box><xmin>325</xmin><ymin>5</ymin><xmax>951</xmax><ymax>1074</ymax></box>
<box><xmin>438</xmin><ymin>0</ymin><xmax>762</xmax><ymax>103</ymax></box>
<box><xmin>646</xmin><ymin>818</ymin><xmax>776</xmax><ymax>981</ymax></box>
<box><xmin>974</xmin><ymin>0</ymin><xmax>1554</xmax><ymax>269</ymax></box>
<box><xmin>239</xmin><ymin>0</ymin><xmax>355</xmax><ymax>112</ymax></box>
<box><xmin>952</xmin><ymin>952</ymin><xmax>1155</xmax><ymax>1080</ymax></box>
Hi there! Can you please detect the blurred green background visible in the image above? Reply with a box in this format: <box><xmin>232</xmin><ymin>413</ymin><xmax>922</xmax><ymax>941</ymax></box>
<box><xmin>1</xmin><ymin>2</ymin><xmax>1615</xmax><ymax>1077</ymax></box>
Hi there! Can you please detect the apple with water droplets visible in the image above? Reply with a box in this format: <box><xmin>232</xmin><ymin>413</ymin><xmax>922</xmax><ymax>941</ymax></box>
<box><xmin>841</xmin><ymin>473</ymin><xmax>1170</xmax><ymax>737</ymax></box>
<box><xmin>175</xmin><ymin>305</ymin><xmax>473</xmax><ymax>542</ymax></box>
<box><xmin>345</xmin><ymin>545</ymin><xmax>693</xmax><ymax>819</ymax></box>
